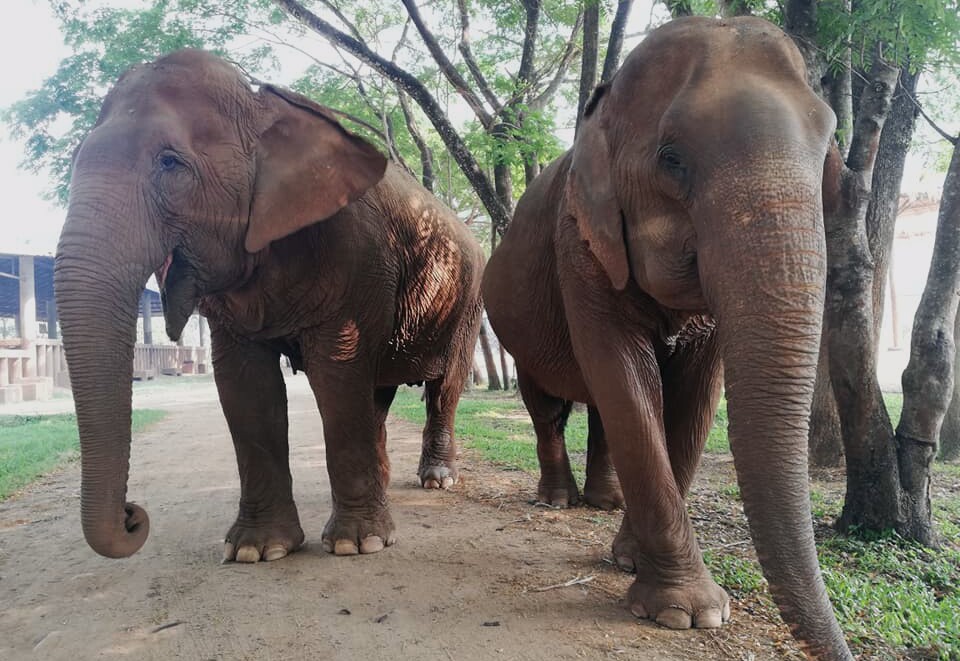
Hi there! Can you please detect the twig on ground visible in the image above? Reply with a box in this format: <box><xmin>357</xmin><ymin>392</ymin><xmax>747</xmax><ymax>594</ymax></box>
<box><xmin>529</xmin><ymin>575</ymin><xmax>595</xmax><ymax>592</ymax></box>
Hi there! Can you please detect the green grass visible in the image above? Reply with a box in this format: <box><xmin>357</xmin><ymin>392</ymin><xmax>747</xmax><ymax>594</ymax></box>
<box><xmin>819</xmin><ymin>533</ymin><xmax>960</xmax><ymax>659</ymax></box>
<box><xmin>391</xmin><ymin>386</ymin><xmax>960</xmax><ymax>660</ymax></box>
<box><xmin>392</xmin><ymin>387</ymin><xmax>589</xmax><ymax>480</ymax></box>
<box><xmin>0</xmin><ymin>410</ymin><xmax>166</xmax><ymax>500</ymax></box>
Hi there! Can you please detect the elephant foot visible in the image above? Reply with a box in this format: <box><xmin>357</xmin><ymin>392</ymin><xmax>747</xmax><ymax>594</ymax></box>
<box><xmin>627</xmin><ymin>570</ymin><xmax>730</xmax><ymax>629</ymax></box>
<box><xmin>611</xmin><ymin>519</ymin><xmax>639</xmax><ymax>572</ymax></box>
<box><xmin>418</xmin><ymin>461</ymin><xmax>458</xmax><ymax>490</ymax></box>
<box><xmin>322</xmin><ymin>503</ymin><xmax>396</xmax><ymax>555</ymax></box>
<box><xmin>223</xmin><ymin>503</ymin><xmax>304</xmax><ymax>564</ymax></box>
<box><xmin>583</xmin><ymin>473</ymin><xmax>624</xmax><ymax>510</ymax></box>
<box><xmin>537</xmin><ymin>470</ymin><xmax>580</xmax><ymax>508</ymax></box>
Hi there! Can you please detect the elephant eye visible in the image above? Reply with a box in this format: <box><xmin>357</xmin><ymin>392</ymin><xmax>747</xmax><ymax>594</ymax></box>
<box><xmin>657</xmin><ymin>145</ymin><xmax>686</xmax><ymax>176</ymax></box>
<box><xmin>157</xmin><ymin>151</ymin><xmax>184</xmax><ymax>172</ymax></box>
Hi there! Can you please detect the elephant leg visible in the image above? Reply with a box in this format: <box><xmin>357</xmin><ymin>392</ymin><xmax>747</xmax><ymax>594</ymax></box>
<box><xmin>213</xmin><ymin>328</ymin><xmax>304</xmax><ymax>564</ymax></box>
<box><xmin>307</xmin><ymin>367</ymin><xmax>395</xmax><ymax>556</ymax></box>
<box><xmin>582</xmin><ymin>406</ymin><xmax>624</xmax><ymax>510</ymax></box>
<box><xmin>663</xmin><ymin>329</ymin><xmax>723</xmax><ymax>495</ymax></box>
<box><xmin>418</xmin><ymin>377</ymin><xmax>460</xmax><ymax>489</ymax></box>
<box><xmin>612</xmin><ymin>328</ymin><xmax>722</xmax><ymax>572</ymax></box>
<box><xmin>563</xmin><ymin>299</ymin><xmax>728</xmax><ymax>629</ymax></box>
<box><xmin>518</xmin><ymin>370</ymin><xmax>578</xmax><ymax>507</ymax></box>
<box><xmin>596</xmin><ymin>361</ymin><xmax>728</xmax><ymax>628</ymax></box>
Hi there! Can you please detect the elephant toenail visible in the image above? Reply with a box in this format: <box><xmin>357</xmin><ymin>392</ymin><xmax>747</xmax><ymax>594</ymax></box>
<box><xmin>360</xmin><ymin>536</ymin><xmax>385</xmax><ymax>554</ymax></box>
<box><xmin>235</xmin><ymin>546</ymin><xmax>261</xmax><ymax>563</ymax></box>
<box><xmin>694</xmin><ymin>607</ymin><xmax>724</xmax><ymax>629</ymax></box>
<box><xmin>263</xmin><ymin>545</ymin><xmax>287</xmax><ymax>562</ymax></box>
<box><xmin>334</xmin><ymin>539</ymin><xmax>359</xmax><ymax>555</ymax></box>
<box><xmin>655</xmin><ymin>607</ymin><xmax>692</xmax><ymax>629</ymax></box>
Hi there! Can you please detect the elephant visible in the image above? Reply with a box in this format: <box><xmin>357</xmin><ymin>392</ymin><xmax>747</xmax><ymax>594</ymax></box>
<box><xmin>482</xmin><ymin>16</ymin><xmax>851</xmax><ymax>661</ymax></box>
<box><xmin>54</xmin><ymin>49</ymin><xmax>484</xmax><ymax>564</ymax></box>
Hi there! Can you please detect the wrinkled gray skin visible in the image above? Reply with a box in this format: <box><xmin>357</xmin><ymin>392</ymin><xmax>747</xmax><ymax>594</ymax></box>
<box><xmin>55</xmin><ymin>50</ymin><xmax>483</xmax><ymax>564</ymax></box>
<box><xmin>483</xmin><ymin>17</ymin><xmax>851</xmax><ymax>661</ymax></box>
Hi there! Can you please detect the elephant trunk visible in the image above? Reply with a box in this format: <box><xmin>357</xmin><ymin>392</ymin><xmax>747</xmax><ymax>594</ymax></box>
<box><xmin>54</xmin><ymin>186</ymin><xmax>160</xmax><ymax>558</ymax></box>
<box><xmin>698</xmin><ymin>178</ymin><xmax>851</xmax><ymax>659</ymax></box>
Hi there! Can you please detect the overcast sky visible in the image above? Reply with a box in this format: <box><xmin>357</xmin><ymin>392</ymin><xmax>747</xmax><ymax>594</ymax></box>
<box><xmin>0</xmin><ymin>2</ymin><xmax>68</xmax><ymax>255</ymax></box>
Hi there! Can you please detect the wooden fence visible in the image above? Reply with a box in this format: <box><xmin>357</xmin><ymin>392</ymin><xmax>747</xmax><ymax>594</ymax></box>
<box><xmin>0</xmin><ymin>339</ymin><xmax>208</xmax><ymax>403</ymax></box>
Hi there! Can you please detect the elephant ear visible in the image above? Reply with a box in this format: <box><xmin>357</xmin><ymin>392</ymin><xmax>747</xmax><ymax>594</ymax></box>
<box><xmin>246</xmin><ymin>84</ymin><xmax>388</xmax><ymax>253</ymax></box>
<box><xmin>566</xmin><ymin>85</ymin><xmax>630</xmax><ymax>291</ymax></box>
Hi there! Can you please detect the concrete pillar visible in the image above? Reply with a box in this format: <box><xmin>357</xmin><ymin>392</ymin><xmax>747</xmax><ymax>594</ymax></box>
<box><xmin>47</xmin><ymin>299</ymin><xmax>58</xmax><ymax>339</ymax></box>
<box><xmin>19</xmin><ymin>256</ymin><xmax>37</xmax><ymax>378</ymax></box>
<box><xmin>198</xmin><ymin>315</ymin><xmax>206</xmax><ymax>347</ymax></box>
<box><xmin>141</xmin><ymin>291</ymin><xmax>153</xmax><ymax>345</ymax></box>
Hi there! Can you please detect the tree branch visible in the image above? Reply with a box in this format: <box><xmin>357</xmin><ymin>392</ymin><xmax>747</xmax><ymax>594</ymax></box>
<box><xmin>601</xmin><ymin>0</ymin><xmax>634</xmax><ymax>84</ymax></box>
<box><xmin>315</xmin><ymin>0</ymin><xmax>365</xmax><ymax>43</ymax></box>
<box><xmin>529</xmin><ymin>10</ymin><xmax>583</xmax><ymax>110</ymax></box>
<box><xmin>397</xmin><ymin>90</ymin><xmax>435</xmax><ymax>191</ymax></box>
<box><xmin>900</xmin><ymin>84</ymin><xmax>959</xmax><ymax>146</ymax></box>
<box><xmin>457</xmin><ymin>0</ymin><xmax>503</xmax><ymax>114</ymax></box>
<box><xmin>273</xmin><ymin>0</ymin><xmax>511</xmax><ymax>234</ymax></box>
<box><xmin>577</xmin><ymin>0</ymin><xmax>600</xmax><ymax>131</ymax></box>
<box><xmin>400</xmin><ymin>0</ymin><xmax>493</xmax><ymax>129</ymax></box>
<box><xmin>516</xmin><ymin>0</ymin><xmax>540</xmax><ymax>92</ymax></box>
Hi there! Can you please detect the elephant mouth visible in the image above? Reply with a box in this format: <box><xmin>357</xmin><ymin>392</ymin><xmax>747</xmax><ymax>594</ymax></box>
<box><xmin>156</xmin><ymin>253</ymin><xmax>173</xmax><ymax>289</ymax></box>
<box><xmin>158</xmin><ymin>248</ymin><xmax>200</xmax><ymax>341</ymax></box>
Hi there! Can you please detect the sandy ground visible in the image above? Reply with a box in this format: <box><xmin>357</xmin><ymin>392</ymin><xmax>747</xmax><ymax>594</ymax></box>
<box><xmin>0</xmin><ymin>375</ymin><xmax>803</xmax><ymax>661</ymax></box>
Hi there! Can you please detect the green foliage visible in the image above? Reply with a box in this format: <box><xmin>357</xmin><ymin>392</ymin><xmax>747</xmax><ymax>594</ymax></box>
<box><xmin>2</xmin><ymin>1</ymin><xmax>237</xmax><ymax>204</ymax></box>
<box><xmin>0</xmin><ymin>410</ymin><xmax>166</xmax><ymax>500</ymax></box>
<box><xmin>818</xmin><ymin>0</ymin><xmax>960</xmax><ymax>71</ymax></box>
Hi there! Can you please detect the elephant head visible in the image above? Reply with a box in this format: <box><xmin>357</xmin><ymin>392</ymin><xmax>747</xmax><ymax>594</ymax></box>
<box><xmin>568</xmin><ymin>17</ymin><xmax>847</xmax><ymax>659</ymax></box>
<box><xmin>54</xmin><ymin>49</ymin><xmax>386</xmax><ymax>558</ymax></box>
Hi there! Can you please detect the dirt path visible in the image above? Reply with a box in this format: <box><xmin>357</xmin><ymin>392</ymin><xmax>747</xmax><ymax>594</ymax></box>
<box><xmin>0</xmin><ymin>376</ymin><xmax>800</xmax><ymax>660</ymax></box>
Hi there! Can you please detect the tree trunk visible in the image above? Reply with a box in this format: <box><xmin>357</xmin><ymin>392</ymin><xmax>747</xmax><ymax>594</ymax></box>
<box><xmin>896</xmin><ymin>136</ymin><xmax>960</xmax><ymax>543</ymax></box>
<box><xmin>868</xmin><ymin>68</ymin><xmax>920</xmax><ymax>341</ymax></box>
<box><xmin>479</xmin><ymin>320</ymin><xmax>501</xmax><ymax>391</ymax></box>
<box><xmin>809</xmin><ymin>339</ymin><xmax>845</xmax><ymax>467</ymax></box>
<box><xmin>471</xmin><ymin>358</ymin><xmax>483</xmax><ymax>386</ymax></box>
<box><xmin>940</xmin><ymin>306</ymin><xmax>960</xmax><ymax>461</ymax></box>
<box><xmin>576</xmin><ymin>0</ymin><xmax>599</xmax><ymax>133</ymax></box>
<box><xmin>600</xmin><ymin>1</ymin><xmax>633</xmax><ymax>85</ymax></box>
<box><xmin>499</xmin><ymin>344</ymin><xmax>511</xmax><ymax>391</ymax></box>
<box><xmin>823</xmin><ymin>53</ymin><xmax>903</xmax><ymax>536</ymax></box>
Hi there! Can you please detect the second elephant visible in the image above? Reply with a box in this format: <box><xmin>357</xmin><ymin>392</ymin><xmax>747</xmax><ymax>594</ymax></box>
<box><xmin>483</xmin><ymin>16</ymin><xmax>851</xmax><ymax>661</ymax></box>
